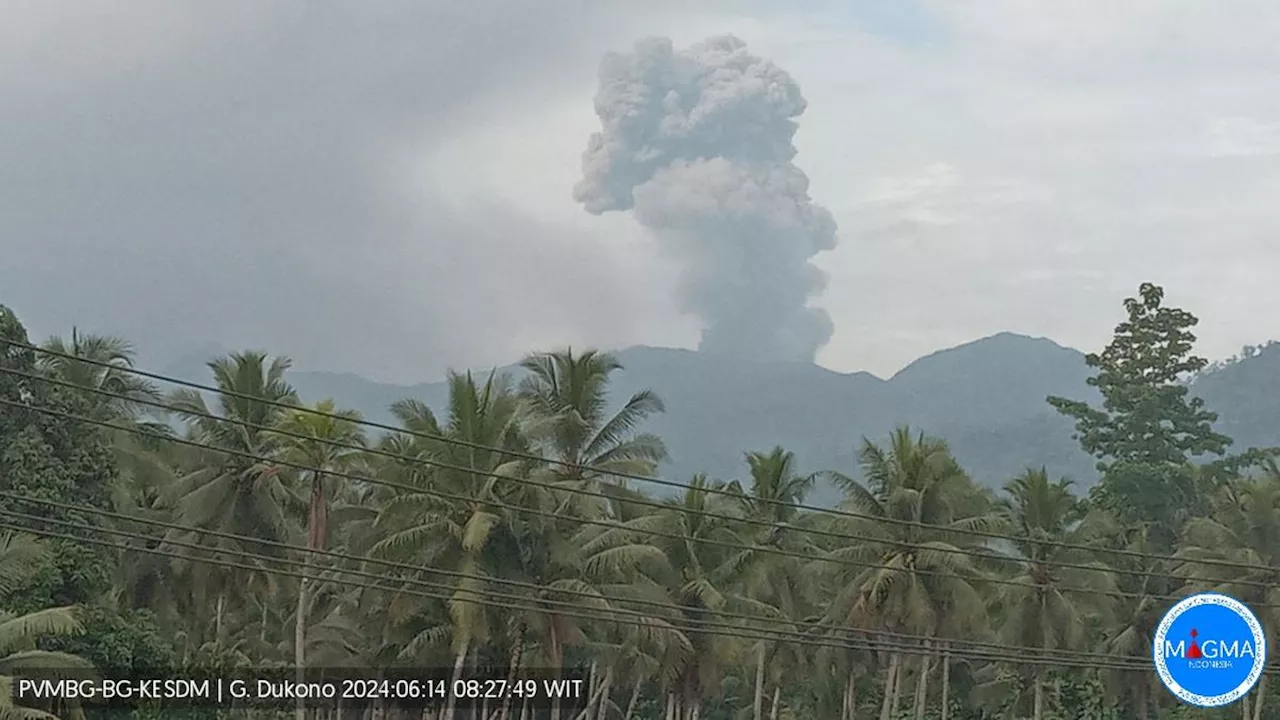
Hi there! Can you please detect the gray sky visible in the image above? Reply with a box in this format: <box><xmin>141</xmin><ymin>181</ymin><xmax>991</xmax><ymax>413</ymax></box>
<box><xmin>4</xmin><ymin>0</ymin><xmax>1280</xmax><ymax>383</ymax></box>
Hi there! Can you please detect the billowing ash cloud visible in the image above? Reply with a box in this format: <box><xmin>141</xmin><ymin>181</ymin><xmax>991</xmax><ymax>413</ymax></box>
<box><xmin>574</xmin><ymin>35</ymin><xmax>838</xmax><ymax>362</ymax></box>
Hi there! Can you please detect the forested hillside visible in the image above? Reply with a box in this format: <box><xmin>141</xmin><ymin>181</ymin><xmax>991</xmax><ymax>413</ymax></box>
<box><xmin>161</xmin><ymin>335</ymin><xmax>1280</xmax><ymax>504</ymax></box>
<box><xmin>2</xmin><ymin>283</ymin><xmax>1279</xmax><ymax>720</ymax></box>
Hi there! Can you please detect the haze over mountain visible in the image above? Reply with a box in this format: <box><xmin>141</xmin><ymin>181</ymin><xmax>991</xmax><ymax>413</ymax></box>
<box><xmin>160</xmin><ymin>333</ymin><xmax>1280</xmax><ymax>505</ymax></box>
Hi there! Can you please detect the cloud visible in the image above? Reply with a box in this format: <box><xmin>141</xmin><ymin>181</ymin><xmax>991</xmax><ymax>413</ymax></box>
<box><xmin>4</xmin><ymin>1</ymin><xmax>1280</xmax><ymax>384</ymax></box>
<box><xmin>1203</xmin><ymin>118</ymin><xmax>1280</xmax><ymax>158</ymax></box>
<box><xmin>0</xmin><ymin>1</ymin><xmax>707</xmax><ymax>382</ymax></box>
<box><xmin>735</xmin><ymin>3</ymin><xmax>1280</xmax><ymax>376</ymax></box>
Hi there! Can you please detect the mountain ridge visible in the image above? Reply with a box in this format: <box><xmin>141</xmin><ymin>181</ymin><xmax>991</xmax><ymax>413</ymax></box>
<box><xmin>159</xmin><ymin>333</ymin><xmax>1280</xmax><ymax>504</ymax></box>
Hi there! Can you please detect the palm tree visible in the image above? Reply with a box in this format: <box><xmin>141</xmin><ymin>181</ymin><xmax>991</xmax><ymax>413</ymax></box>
<box><xmin>722</xmin><ymin>447</ymin><xmax>815</xmax><ymax>720</ymax></box>
<box><xmin>37</xmin><ymin>329</ymin><xmax>160</xmax><ymax>421</ymax></box>
<box><xmin>518</xmin><ymin>349</ymin><xmax>667</xmax><ymax>496</ymax></box>
<box><xmin>1094</xmin><ymin>520</ymin><xmax>1165</xmax><ymax>720</ymax></box>
<box><xmin>373</xmin><ymin>371</ymin><xmax>529</xmax><ymax>720</ymax></box>
<box><xmin>493</xmin><ymin>490</ymin><xmax>673</xmax><ymax>720</ymax></box>
<box><xmin>0</xmin><ymin>532</ymin><xmax>94</xmax><ymax>720</ymax></box>
<box><xmin>162</xmin><ymin>351</ymin><xmax>299</xmax><ymax>647</ymax></box>
<box><xmin>1175</xmin><ymin>464</ymin><xmax>1280</xmax><ymax>720</ymax></box>
<box><xmin>272</xmin><ymin>399</ymin><xmax>367</xmax><ymax>720</ymax></box>
<box><xmin>511</xmin><ymin>349</ymin><xmax>675</xmax><ymax>718</ymax></box>
<box><xmin>0</xmin><ymin>607</ymin><xmax>93</xmax><ymax>720</ymax></box>
<box><xmin>637</xmin><ymin>475</ymin><xmax>746</xmax><ymax>720</ymax></box>
<box><xmin>823</xmin><ymin>427</ymin><xmax>997</xmax><ymax>720</ymax></box>
<box><xmin>993</xmin><ymin>468</ymin><xmax>1116</xmax><ymax>720</ymax></box>
<box><xmin>594</xmin><ymin>484</ymin><xmax>696</xmax><ymax>720</ymax></box>
<box><xmin>37</xmin><ymin>330</ymin><xmax>177</xmax><ymax>536</ymax></box>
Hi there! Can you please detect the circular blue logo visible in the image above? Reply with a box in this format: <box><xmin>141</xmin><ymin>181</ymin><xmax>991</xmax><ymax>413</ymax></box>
<box><xmin>1153</xmin><ymin>593</ymin><xmax>1266</xmax><ymax>707</ymax></box>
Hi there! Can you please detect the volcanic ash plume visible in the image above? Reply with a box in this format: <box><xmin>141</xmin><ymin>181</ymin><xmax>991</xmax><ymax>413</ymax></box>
<box><xmin>574</xmin><ymin>35</ymin><xmax>838</xmax><ymax>362</ymax></box>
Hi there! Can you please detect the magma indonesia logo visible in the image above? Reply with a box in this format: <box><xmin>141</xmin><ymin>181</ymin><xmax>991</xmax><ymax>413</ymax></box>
<box><xmin>1153</xmin><ymin>593</ymin><xmax>1267</xmax><ymax>707</ymax></box>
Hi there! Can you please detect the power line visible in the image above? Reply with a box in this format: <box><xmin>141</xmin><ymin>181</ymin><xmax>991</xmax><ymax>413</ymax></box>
<box><xmin>0</xmin><ymin>490</ymin><xmax>1183</xmax><ymax>667</ymax></box>
<box><xmin>0</xmin><ymin>517</ymin><xmax>1185</xmax><ymax>674</ymax></box>
<box><xmin>0</xmin><ymin>507</ymin><xmax>1140</xmax><ymax>669</ymax></box>
<box><xmin>7</xmin><ymin>395</ymin><xmax>1273</xmax><ymax>610</ymax></box>
<box><xmin>5</xmin><ymin>389</ymin><xmax>1274</xmax><ymax>607</ymax></box>
<box><xmin>0</xmin><ymin>505</ymin><xmax>868</xmax><ymax>656</ymax></box>
<box><xmin>6</xmin><ymin>365</ymin><xmax>1277</xmax><ymax>588</ymax></box>
<box><xmin>13</xmin><ymin>340</ymin><xmax>1279</xmax><ymax>574</ymax></box>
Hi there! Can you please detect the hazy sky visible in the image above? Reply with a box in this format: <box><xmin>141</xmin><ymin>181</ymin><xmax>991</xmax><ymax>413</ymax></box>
<box><xmin>4</xmin><ymin>1</ymin><xmax>1280</xmax><ymax>383</ymax></box>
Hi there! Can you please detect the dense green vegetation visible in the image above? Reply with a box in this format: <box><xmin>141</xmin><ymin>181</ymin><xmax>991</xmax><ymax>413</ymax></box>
<box><xmin>1</xmin><ymin>284</ymin><xmax>1278</xmax><ymax>720</ymax></box>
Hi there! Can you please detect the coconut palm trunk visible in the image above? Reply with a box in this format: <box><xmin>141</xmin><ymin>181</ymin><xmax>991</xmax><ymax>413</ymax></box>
<box><xmin>499</xmin><ymin>623</ymin><xmax>526</xmax><ymax>720</ymax></box>
<box><xmin>442</xmin><ymin>640</ymin><xmax>470</xmax><ymax>720</ymax></box>
<box><xmin>593</xmin><ymin>667</ymin><xmax>614</xmax><ymax>720</ymax></box>
<box><xmin>622</xmin><ymin>683</ymin><xmax>642</xmax><ymax>720</ymax></box>
<box><xmin>843</xmin><ymin>666</ymin><xmax>857</xmax><ymax>720</ymax></box>
<box><xmin>890</xmin><ymin>653</ymin><xmax>905</xmax><ymax>716</ymax></box>
<box><xmin>542</xmin><ymin>619</ymin><xmax>565</xmax><ymax>720</ymax></box>
<box><xmin>294</xmin><ymin>583</ymin><xmax>308</xmax><ymax>720</ymax></box>
<box><xmin>879</xmin><ymin>653</ymin><xmax>900</xmax><ymax>720</ymax></box>
<box><xmin>297</xmin><ymin>471</ymin><xmax>330</xmax><ymax>720</ymax></box>
<box><xmin>912</xmin><ymin>644</ymin><xmax>931</xmax><ymax>720</ymax></box>
<box><xmin>753</xmin><ymin>644</ymin><xmax>767</xmax><ymax>720</ymax></box>
<box><xmin>215</xmin><ymin>590</ymin><xmax>226</xmax><ymax>644</ymax></box>
<box><xmin>940</xmin><ymin>646</ymin><xmax>951</xmax><ymax>720</ymax></box>
<box><xmin>581</xmin><ymin>661</ymin><xmax>599</xmax><ymax>720</ymax></box>
<box><xmin>1252</xmin><ymin>675</ymin><xmax>1267</xmax><ymax>720</ymax></box>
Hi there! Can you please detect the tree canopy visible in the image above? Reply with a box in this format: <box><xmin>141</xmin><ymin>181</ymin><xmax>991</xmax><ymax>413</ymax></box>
<box><xmin>1048</xmin><ymin>283</ymin><xmax>1237</xmax><ymax>531</ymax></box>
